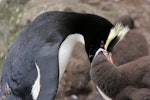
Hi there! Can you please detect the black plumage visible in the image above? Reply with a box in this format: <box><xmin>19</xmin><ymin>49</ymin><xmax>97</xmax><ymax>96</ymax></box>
<box><xmin>0</xmin><ymin>11</ymin><xmax>113</xmax><ymax>100</ymax></box>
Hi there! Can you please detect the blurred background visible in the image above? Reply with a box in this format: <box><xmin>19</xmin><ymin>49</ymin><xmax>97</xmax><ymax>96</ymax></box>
<box><xmin>0</xmin><ymin>0</ymin><xmax>150</xmax><ymax>99</ymax></box>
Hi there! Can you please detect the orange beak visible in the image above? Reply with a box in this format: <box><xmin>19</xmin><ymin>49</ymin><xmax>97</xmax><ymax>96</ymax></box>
<box><xmin>107</xmin><ymin>53</ymin><xmax>114</xmax><ymax>64</ymax></box>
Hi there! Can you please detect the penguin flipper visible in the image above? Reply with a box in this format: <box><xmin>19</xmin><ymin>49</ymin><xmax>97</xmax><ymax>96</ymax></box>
<box><xmin>33</xmin><ymin>42</ymin><xmax>61</xmax><ymax>100</ymax></box>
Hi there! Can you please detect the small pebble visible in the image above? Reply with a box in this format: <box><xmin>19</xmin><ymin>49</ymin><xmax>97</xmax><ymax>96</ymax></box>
<box><xmin>71</xmin><ymin>94</ymin><xmax>78</xmax><ymax>100</ymax></box>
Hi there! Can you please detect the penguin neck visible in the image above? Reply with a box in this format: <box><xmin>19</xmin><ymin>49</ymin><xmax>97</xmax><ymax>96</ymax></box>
<box><xmin>91</xmin><ymin>55</ymin><xmax>121</xmax><ymax>98</ymax></box>
<box><xmin>57</xmin><ymin>12</ymin><xmax>113</xmax><ymax>58</ymax></box>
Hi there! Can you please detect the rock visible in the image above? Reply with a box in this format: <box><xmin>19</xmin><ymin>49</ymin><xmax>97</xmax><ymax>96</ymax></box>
<box><xmin>81</xmin><ymin>0</ymin><xmax>100</xmax><ymax>5</ymax></box>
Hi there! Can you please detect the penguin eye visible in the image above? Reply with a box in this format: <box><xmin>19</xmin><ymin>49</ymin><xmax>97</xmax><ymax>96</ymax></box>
<box><xmin>88</xmin><ymin>44</ymin><xmax>99</xmax><ymax>62</ymax></box>
<box><xmin>88</xmin><ymin>45</ymin><xmax>94</xmax><ymax>60</ymax></box>
<box><xmin>89</xmin><ymin>45</ymin><xmax>94</xmax><ymax>55</ymax></box>
<box><xmin>89</xmin><ymin>55</ymin><xmax>94</xmax><ymax>62</ymax></box>
<box><xmin>100</xmin><ymin>40</ymin><xmax>105</xmax><ymax>49</ymax></box>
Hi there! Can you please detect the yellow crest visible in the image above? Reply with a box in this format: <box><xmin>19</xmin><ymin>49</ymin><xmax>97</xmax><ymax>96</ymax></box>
<box><xmin>104</xmin><ymin>23</ymin><xmax>130</xmax><ymax>50</ymax></box>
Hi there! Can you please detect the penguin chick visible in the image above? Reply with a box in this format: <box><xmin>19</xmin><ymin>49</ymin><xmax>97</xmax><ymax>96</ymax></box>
<box><xmin>90</xmin><ymin>48</ymin><xmax>150</xmax><ymax>99</ymax></box>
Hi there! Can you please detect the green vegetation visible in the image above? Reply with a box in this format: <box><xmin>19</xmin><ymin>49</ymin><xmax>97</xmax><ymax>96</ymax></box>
<box><xmin>0</xmin><ymin>0</ymin><xmax>30</xmax><ymax>74</ymax></box>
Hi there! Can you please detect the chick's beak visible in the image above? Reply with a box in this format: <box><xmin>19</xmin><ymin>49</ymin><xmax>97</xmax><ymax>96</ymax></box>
<box><xmin>101</xmin><ymin>51</ymin><xmax>114</xmax><ymax>64</ymax></box>
<box><xmin>94</xmin><ymin>48</ymin><xmax>114</xmax><ymax>64</ymax></box>
<box><xmin>107</xmin><ymin>53</ymin><xmax>114</xmax><ymax>64</ymax></box>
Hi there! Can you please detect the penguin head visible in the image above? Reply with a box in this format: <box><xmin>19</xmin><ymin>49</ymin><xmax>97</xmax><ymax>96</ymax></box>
<box><xmin>104</xmin><ymin>23</ymin><xmax>130</xmax><ymax>52</ymax></box>
<box><xmin>92</xmin><ymin>23</ymin><xmax>130</xmax><ymax>63</ymax></box>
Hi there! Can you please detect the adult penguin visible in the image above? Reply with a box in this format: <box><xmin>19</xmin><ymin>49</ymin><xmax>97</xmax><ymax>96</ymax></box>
<box><xmin>0</xmin><ymin>11</ymin><xmax>122</xmax><ymax>100</ymax></box>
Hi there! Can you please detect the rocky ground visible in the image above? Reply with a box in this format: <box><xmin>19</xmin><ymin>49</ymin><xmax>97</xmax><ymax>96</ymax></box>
<box><xmin>0</xmin><ymin>0</ymin><xmax>150</xmax><ymax>100</ymax></box>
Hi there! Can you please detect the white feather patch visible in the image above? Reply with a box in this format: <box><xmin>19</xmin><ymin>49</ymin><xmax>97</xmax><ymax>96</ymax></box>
<box><xmin>58</xmin><ymin>33</ymin><xmax>85</xmax><ymax>81</ymax></box>
<box><xmin>32</xmin><ymin>63</ymin><xmax>41</xmax><ymax>100</ymax></box>
<box><xmin>96</xmin><ymin>86</ymin><xmax>112</xmax><ymax>100</ymax></box>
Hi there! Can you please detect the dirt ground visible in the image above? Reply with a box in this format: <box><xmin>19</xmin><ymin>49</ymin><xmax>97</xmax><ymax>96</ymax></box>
<box><xmin>0</xmin><ymin>0</ymin><xmax>150</xmax><ymax>100</ymax></box>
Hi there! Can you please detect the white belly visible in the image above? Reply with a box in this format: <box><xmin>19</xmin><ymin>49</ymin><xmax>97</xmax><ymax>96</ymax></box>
<box><xmin>58</xmin><ymin>33</ymin><xmax>85</xmax><ymax>81</ymax></box>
